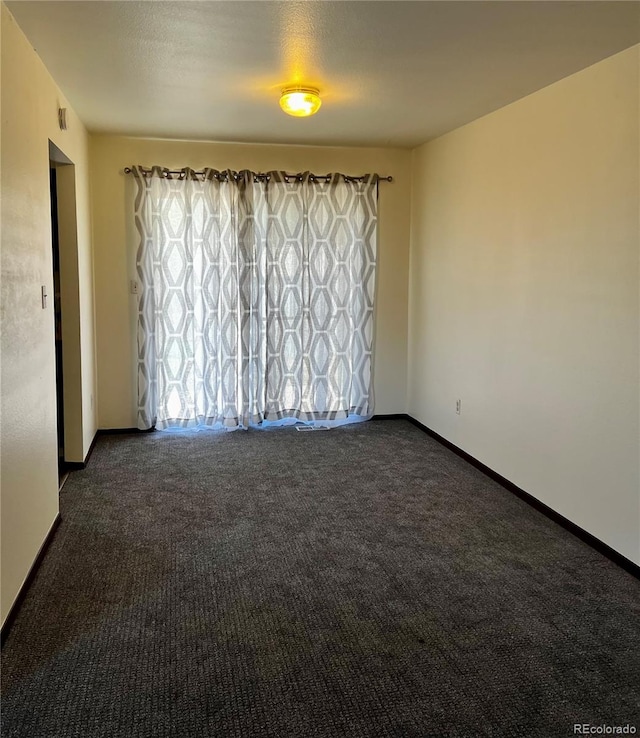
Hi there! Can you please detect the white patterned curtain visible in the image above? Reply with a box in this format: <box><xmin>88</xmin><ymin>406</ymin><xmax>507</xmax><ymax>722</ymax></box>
<box><xmin>132</xmin><ymin>167</ymin><xmax>378</xmax><ymax>430</ymax></box>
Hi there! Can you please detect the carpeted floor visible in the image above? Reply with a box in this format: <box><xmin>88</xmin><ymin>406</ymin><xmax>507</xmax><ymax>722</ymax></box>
<box><xmin>1</xmin><ymin>419</ymin><xmax>639</xmax><ymax>737</ymax></box>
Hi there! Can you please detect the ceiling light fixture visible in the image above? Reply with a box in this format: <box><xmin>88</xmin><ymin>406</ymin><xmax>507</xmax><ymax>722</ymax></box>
<box><xmin>279</xmin><ymin>86</ymin><xmax>322</xmax><ymax>117</ymax></box>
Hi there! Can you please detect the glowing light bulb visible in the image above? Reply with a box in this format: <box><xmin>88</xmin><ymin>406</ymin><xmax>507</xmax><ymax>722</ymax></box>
<box><xmin>279</xmin><ymin>87</ymin><xmax>322</xmax><ymax>117</ymax></box>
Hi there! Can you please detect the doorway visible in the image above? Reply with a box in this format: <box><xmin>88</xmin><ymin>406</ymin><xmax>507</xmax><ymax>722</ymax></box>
<box><xmin>49</xmin><ymin>167</ymin><xmax>65</xmax><ymax>481</ymax></box>
<box><xmin>49</xmin><ymin>141</ymin><xmax>84</xmax><ymax>481</ymax></box>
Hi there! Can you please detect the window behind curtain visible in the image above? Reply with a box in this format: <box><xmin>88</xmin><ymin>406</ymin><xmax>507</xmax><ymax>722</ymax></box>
<box><xmin>132</xmin><ymin>168</ymin><xmax>378</xmax><ymax>430</ymax></box>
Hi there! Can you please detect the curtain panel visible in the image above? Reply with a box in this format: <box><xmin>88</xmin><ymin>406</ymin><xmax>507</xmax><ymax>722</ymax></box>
<box><xmin>132</xmin><ymin>167</ymin><xmax>378</xmax><ymax>430</ymax></box>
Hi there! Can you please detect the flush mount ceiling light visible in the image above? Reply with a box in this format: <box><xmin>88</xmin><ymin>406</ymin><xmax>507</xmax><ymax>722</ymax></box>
<box><xmin>279</xmin><ymin>86</ymin><xmax>322</xmax><ymax>117</ymax></box>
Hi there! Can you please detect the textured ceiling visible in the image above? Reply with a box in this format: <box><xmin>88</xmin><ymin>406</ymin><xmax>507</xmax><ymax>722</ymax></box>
<box><xmin>7</xmin><ymin>1</ymin><xmax>640</xmax><ymax>148</ymax></box>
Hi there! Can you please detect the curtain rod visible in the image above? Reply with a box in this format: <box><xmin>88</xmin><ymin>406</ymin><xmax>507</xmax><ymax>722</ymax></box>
<box><xmin>123</xmin><ymin>166</ymin><xmax>392</xmax><ymax>183</ymax></box>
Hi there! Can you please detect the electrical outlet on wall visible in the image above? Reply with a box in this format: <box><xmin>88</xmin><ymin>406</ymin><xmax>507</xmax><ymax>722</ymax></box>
<box><xmin>130</xmin><ymin>279</ymin><xmax>139</xmax><ymax>295</ymax></box>
<box><xmin>456</xmin><ymin>399</ymin><xmax>461</xmax><ymax>415</ymax></box>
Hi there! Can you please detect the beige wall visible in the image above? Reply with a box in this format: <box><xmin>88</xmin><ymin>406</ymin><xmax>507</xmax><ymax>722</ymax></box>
<box><xmin>408</xmin><ymin>46</ymin><xmax>640</xmax><ymax>564</ymax></box>
<box><xmin>90</xmin><ymin>136</ymin><xmax>411</xmax><ymax>428</ymax></box>
<box><xmin>1</xmin><ymin>4</ymin><xmax>97</xmax><ymax>625</ymax></box>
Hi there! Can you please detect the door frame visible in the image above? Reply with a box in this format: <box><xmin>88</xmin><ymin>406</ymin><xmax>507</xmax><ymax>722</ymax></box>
<box><xmin>49</xmin><ymin>141</ymin><xmax>84</xmax><ymax>465</ymax></box>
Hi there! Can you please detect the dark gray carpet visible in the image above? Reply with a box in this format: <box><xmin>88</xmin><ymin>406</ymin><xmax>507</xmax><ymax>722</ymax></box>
<box><xmin>2</xmin><ymin>420</ymin><xmax>639</xmax><ymax>737</ymax></box>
